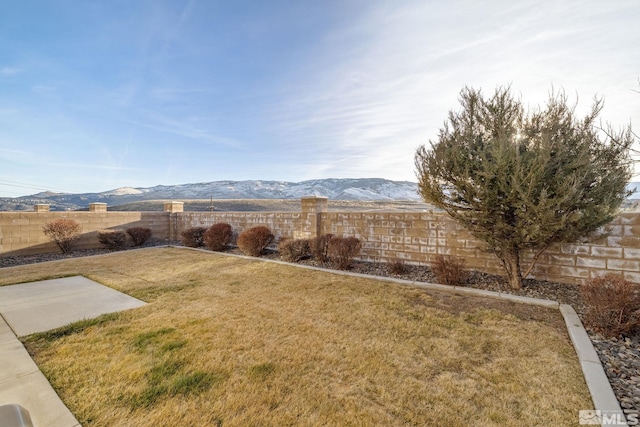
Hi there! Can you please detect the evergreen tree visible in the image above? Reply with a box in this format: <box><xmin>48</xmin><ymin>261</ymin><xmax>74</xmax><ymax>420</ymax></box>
<box><xmin>415</xmin><ymin>86</ymin><xmax>634</xmax><ymax>289</ymax></box>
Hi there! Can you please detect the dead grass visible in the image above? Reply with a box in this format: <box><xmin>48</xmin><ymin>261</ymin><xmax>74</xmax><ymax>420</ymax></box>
<box><xmin>2</xmin><ymin>247</ymin><xmax>591</xmax><ymax>426</ymax></box>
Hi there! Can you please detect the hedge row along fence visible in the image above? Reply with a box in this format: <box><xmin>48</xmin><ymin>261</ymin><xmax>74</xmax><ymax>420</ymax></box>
<box><xmin>1</xmin><ymin>197</ymin><xmax>639</xmax><ymax>285</ymax></box>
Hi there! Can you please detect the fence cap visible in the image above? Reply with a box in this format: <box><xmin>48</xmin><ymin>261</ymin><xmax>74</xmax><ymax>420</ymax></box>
<box><xmin>301</xmin><ymin>196</ymin><xmax>329</xmax><ymax>201</ymax></box>
<box><xmin>164</xmin><ymin>201</ymin><xmax>184</xmax><ymax>212</ymax></box>
<box><xmin>89</xmin><ymin>202</ymin><xmax>108</xmax><ymax>212</ymax></box>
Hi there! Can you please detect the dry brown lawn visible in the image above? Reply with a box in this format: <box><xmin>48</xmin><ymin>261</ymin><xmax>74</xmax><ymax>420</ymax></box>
<box><xmin>1</xmin><ymin>247</ymin><xmax>591</xmax><ymax>426</ymax></box>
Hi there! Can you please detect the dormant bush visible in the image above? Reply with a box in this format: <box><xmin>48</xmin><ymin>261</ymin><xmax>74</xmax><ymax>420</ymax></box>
<box><xmin>310</xmin><ymin>233</ymin><xmax>333</xmax><ymax>263</ymax></box>
<box><xmin>180</xmin><ymin>227</ymin><xmax>207</xmax><ymax>248</ymax></box>
<box><xmin>581</xmin><ymin>274</ymin><xmax>640</xmax><ymax>338</ymax></box>
<box><xmin>98</xmin><ymin>230</ymin><xmax>127</xmax><ymax>250</ymax></box>
<box><xmin>126</xmin><ymin>227</ymin><xmax>152</xmax><ymax>247</ymax></box>
<box><xmin>431</xmin><ymin>255</ymin><xmax>469</xmax><ymax>286</ymax></box>
<box><xmin>388</xmin><ymin>256</ymin><xmax>407</xmax><ymax>275</ymax></box>
<box><xmin>204</xmin><ymin>223</ymin><xmax>233</xmax><ymax>251</ymax></box>
<box><xmin>43</xmin><ymin>219</ymin><xmax>82</xmax><ymax>254</ymax></box>
<box><xmin>278</xmin><ymin>238</ymin><xmax>311</xmax><ymax>262</ymax></box>
<box><xmin>237</xmin><ymin>226</ymin><xmax>274</xmax><ymax>257</ymax></box>
<box><xmin>327</xmin><ymin>236</ymin><xmax>362</xmax><ymax>270</ymax></box>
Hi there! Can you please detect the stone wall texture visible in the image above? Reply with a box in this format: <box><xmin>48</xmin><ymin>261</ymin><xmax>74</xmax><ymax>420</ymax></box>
<box><xmin>0</xmin><ymin>211</ymin><xmax>170</xmax><ymax>255</ymax></box>
<box><xmin>172</xmin><ymin>212</ymin><xmax>302</xmax><ymax>242</ymax></box>
<box><xmin>1</xmin><ymin>200</ymin><xmax>638</xmax><ymax>286</ymax></box>
<box><xmin>320</xmin><ymin>211</ymin><xmax>640</xmax><ymax>285</ymax></box>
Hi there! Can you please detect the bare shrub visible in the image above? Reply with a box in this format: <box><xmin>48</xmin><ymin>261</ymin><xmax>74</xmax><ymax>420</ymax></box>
<box><xmin>431</xmin><ymin>255</ymin><xmax>469</xmax><ymax>286</ymax></box>
<box><xmin>278</xmin><ymin>238</ymin><xmax>311</xmax><ymax>262</ymax></box>
<box><xmin>126</xmin><ymin>227</ymin><xmax>152</xmax><ymax>247</ymax></box>
<box><xmin>388</xmin><ymin>256</ymin><xmax>407</xmax><ymax>275</ymax></box>
<box><xmin>310</xmin><ymin>233</ymin><xmax>333</xmax><ymax>262</ymax></box>
<box><xmin>180</xmin><ymin>227</ymin><xmax>207</xmax><ymax>248</ymax></box>
<box><xmin>327</xmin><ymin>236</ymin><xmax>362</xmax><ymax>270</ymax></box>
<box><xmin>581</xmin><ymin>274</ymin><xmax>640</xmax><ymax>338</ymax></box>
<box><xmin>237</xmin><ymin>226</ymin><xmax>274</xmax><ymax>257</ymax></box>
<box><xmin>98</xmin><ymin>230</ymin><xmax>127</xmax><ymax>250</ymax></box>
<box><xmin>204</xmin><ymin>223</ymin><xmax>233</xmax><ymax>251</ymax></box>
<box><xmin>43</xmin><ymin>219</ymin><xmax>82</xmax><ymax>254</ymax></box>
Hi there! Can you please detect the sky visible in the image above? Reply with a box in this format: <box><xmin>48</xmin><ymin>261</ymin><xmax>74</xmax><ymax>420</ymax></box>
<box><xmin>1</xmin><ymin>0</ymin><xmax>639</xmax><ymax>197</ymax></box>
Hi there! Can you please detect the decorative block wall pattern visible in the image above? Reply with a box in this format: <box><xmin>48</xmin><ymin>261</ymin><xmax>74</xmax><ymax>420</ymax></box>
<box><xmin>0</xmin><ymin>212</ymin><xmax>169</xmax><ymax>256</ymax></box>
<box><xmin>1</xmin><ymin>202</ymin><xmax>638</xmax><ymax>286</ymax></box>
<box><xmin>173</xmin><ymin>211</ymin><xmax>302</xmax><ymax>242</ymax></box>
<box><xmin>318</xmin><ymin>211</ymin><xmax>640</xmax><ymax>285</ymax></box>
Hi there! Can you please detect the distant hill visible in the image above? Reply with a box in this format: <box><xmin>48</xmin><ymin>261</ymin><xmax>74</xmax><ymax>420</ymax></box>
<box><xmin>1</xmin><ymin>179</ymin><xmax>637</xmax><ymax>212</ymax></box>
<box><xmin>0</xmin><ymin>178</ymin><xmax>422</xmax><ymax>211</ymax></box>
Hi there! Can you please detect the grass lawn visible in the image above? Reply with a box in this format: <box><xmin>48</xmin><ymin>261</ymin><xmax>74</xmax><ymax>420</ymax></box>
<box><xmin>2</xmin><ymin>247</ymin><xmax>591</xmax><ymax>426</ymax></box>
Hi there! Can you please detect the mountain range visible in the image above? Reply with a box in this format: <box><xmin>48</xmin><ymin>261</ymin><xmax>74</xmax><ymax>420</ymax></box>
<box><xmin>0</xmin><ymin>178</ymin><xmax>422</xmax><ymax>211</ymax></box>
<box><xmin>1</xmin><ymin>178</ymin><xmax>638</xmax><ymax>212</ymax></box>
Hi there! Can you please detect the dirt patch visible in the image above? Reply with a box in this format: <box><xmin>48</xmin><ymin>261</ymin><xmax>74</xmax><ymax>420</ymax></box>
<box><xmin>415</xmin><ymin>288</ymin><xmax>566</xmax><ymax>329</ymax></box>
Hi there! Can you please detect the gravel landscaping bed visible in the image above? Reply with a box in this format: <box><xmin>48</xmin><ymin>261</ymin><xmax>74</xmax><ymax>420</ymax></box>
<box><xmin>2</xmin><ymin>243</ymin><xmax>638</xmax><ymax>418</ymax></box>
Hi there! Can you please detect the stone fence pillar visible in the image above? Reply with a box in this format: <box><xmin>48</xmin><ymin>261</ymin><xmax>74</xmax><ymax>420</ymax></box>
<box><xmin>164</xmin><ymin>201</ymin><xmax>184</xmax><ymax>213</ymax></box>
<box><xmin>89</xmin><ymin>203</ymin><xmax>107</xmax><ymax>212</ymax></box>
<box><xmin>300</xmin><ymin>196</ymin><xmax>328</xmax><ymax>239</ymax></box>
<box><xmin>34</xmin><ymin>204</ymin><xmax>50</xmax><ymax>212</ymax></box>
<box><xmin>164</xmin><ymin>201</ymin><xmax>184</xmax><ymax>242</ymax></box>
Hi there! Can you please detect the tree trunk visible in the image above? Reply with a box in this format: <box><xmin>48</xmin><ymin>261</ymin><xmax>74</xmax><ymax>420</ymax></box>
<box><xmin>501</xmin><ymin>250</ymin><xmax>523</xmax><ymax>290</ymax></box>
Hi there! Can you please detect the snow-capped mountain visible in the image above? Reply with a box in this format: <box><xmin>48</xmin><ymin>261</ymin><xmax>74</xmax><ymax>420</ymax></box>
<box><xmin>10</xmin><ymin>178</ymin><xmax>421</xmax><ymax>210</ymax></box>
<box><xmin>98</xmin><ymin>178</ymin><xmax>420</xmax><ymax>201</ymax></box>
<box><xmin>102</xmin><ymin>187</ymin><xmax>146</xmax><ymax>196</ymax></box>
<box><xmin>5</xmin><ymin>179</ymin><xmax>637</xmax><ymax>212</ymax></box>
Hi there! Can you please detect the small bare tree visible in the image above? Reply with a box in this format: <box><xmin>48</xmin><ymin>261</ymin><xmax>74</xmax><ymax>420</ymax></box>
<box><xmin>43</xmin><ymin>219</ymin><xmax>82</xmax><ymax>254</ymax></box>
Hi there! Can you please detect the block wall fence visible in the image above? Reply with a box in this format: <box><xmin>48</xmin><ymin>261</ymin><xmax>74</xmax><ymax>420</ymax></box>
<box><xmin>1</xmin><ymin>197</ymin><xmax>639</xmax><ymax>285</ymax></box>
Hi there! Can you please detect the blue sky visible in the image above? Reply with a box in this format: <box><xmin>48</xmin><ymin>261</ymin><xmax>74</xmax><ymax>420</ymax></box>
<box><xmin>1</xmin><ymin>0</ymin><xmax>639</xmax><ymax>197</ymax></box>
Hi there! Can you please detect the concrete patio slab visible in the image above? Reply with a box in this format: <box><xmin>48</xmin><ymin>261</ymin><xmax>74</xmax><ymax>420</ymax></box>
<box><xmin>0</xmin><ymin>318</ymin><xmax>81</xmax><ymax>427</ymax></box>
<box><xmin>0</xmin><ymin>332</ymin><xmax>41</xmax><ymax>385</ymax></box>
<box><xmin>0</xmin><ymin>275</ymin><xmax>147</xmax><ymax>427</ymax></box>
<box><xmin>0</xmin><ymin>276</ymin><xmax>146</xmax><ymax>337</ymax></box>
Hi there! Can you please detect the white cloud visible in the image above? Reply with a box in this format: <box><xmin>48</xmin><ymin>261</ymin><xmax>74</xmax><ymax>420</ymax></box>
<box><xmin>46</xmin><ymin>162</ymin><xmax>141</xmax><ymax>171</ymax></box>
<box><xmin>1</xmin><ymin>0</ymin><xmax>638</xmax><ymax>195</ymax></box>
<box><xmin>0</xmin><ymin>67</ymin><xmax>21</xmax><ymax>75</ymax></box>
<box><xmin>117</xmin><ymin>110</ymin><xmax>246</xmax><ymax>150</ymax></box>
<box><xmin>0</xmin><ymin>147</ymin><xmax>31</xmax><ymax>155</ymax></box>
<box><xmin>31</xmin><ymin>85</ymin><xmax>58</xmax><ymax>96</ymax></box>
<box><xmin>262</xmin><ymin>0</ymin><xmax>640</xmax><ymax>181</ymax></box>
